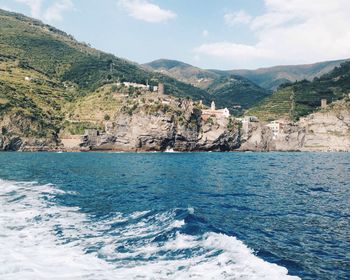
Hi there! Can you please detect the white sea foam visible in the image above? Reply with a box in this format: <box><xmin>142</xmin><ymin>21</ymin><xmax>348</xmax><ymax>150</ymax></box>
<box><xmin>0</xmin><ymin>179</ymin><xmax>301</xmax><ymax>280</ymax></box>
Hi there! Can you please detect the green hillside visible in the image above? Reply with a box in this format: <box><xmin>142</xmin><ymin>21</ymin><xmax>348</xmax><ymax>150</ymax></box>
<box><xmin>143</xmin><ymin>59</ymin><xmax>219</xmax><ymax>89</ymax></box>
<box><xmin>0</xmin><ymin>9</ymin><xmax>210</xmax><ymax>141</ymax></box>
<box><xmin>247</xmin><ymin>61</ymin><xmax>350</xmax><ymax>121</ymax></box>
<box><xmin>228</xmin><ymin>60</ymin><xmax>347</xmax><ymax>90</ymax></box>
<box><xmin>206</xmin><ymin>75</ymin><xmax>270</xmax><ymax>112</ymax></box>
<box><xmin>144</xmin><ymin>59</ymin><xmax>270</xmax><ymax>113</ymax></box>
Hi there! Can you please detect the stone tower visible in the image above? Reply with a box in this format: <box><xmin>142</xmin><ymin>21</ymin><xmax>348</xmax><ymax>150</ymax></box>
<box><xmin>158</xmin><ymin>83</ymin><xmax>164</xmax><ymax>95</ymax></box>
<box><xmin>211</xmin><ymin>101</ymin><xmax>216</xmax><ymax>110</ymax></box>
<box><xmin>321</xmin><ymin>99</ymin><xmax>327</xmax><ymax>108</ymax></box>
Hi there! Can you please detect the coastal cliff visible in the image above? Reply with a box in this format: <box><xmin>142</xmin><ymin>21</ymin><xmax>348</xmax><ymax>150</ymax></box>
<box><xmin>291</xmin><ymin>100</ymin><xmax>350</xmax><ymax>152</ymax></box>
<box><xmin>78</xmin><ymin>94</ymin><xmax>240</xmax><ymax>152</ymax></box>
<box><xmin>240</xmin><ymin>100</ymin><xmax>350</xmax><ymax>152</ymax></box>
<box><xmin>1</xmin><ymin>91</ymin><xmax>349</xmax><ymax>152</ymax></box>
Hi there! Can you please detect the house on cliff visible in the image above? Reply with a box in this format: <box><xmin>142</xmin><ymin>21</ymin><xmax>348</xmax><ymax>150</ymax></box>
<box><xmin>201</xmin><ymin>101</ymin><xmax>230</xmax><ymax>121</ymax></box>
<box><xmin>266</xmin><ymin>119</ymin><xmax>289</xmax><ymax>140</ymax></box>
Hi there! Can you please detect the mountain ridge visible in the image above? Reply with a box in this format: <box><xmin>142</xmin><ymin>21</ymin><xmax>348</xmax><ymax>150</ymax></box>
<box><xmin>144</xmin><ymin>58</ymin><xmax>348</xmax><ymax>91</ymax></box>
<box><xmin>143</xmin><ymin>59</ymin><xmax>271</xmax><ymax>112</ymax></box>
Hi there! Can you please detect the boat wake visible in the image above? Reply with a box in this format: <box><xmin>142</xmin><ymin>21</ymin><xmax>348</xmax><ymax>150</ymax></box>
<box><xmin>0</xmin><ymin>179</ymin><xmax>300</xmax><ymax>280</ymax></box>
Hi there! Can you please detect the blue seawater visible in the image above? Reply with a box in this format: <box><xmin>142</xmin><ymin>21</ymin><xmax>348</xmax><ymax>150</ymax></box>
<box><xmin>0</xmin><ymin>152</ymin><xmax>349</xmax><ymax>280</ymax></box>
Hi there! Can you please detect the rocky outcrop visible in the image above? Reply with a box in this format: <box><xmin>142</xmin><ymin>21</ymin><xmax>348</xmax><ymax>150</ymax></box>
<box><xmin>298</xmin><ymin>101</ymin><xmax>350</xmax><ymax>151</ymax></box>
<box><xmin>239</xmin><ymin>122</ymin><xmax>274</xmax><ymax>151</ymax></box>
<box><xmin>0</xmin><ymin>135</ymin><xmax>60</xmax><ymax>151</ymax></box>
<box><xmin>0</xmin><ymin>112</ymin><xmax>60</xmax><ymax>151</ymax></box>
<box><xmin>2</xmin><ymin>95</ymin><xmax>349</xmax><ymax>152</ymax></box>
<box><xmin>80</xmin><ymin>99</ymin><xmax>240</xmax><ymax>152</ymax></box>
<box><xmin>240</xmin><ymin>100</ymin><xmax>350</xmax><ymax>152</ymax></box>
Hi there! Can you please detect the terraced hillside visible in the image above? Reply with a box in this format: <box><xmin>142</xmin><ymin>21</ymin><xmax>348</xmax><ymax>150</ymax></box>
<box><xmin>247</xmin><ymin>62</ymin><xmax>350</xmax><ymax>121</ymax></box>
<box><xmin>0</xmin><ymin>9</ymin><xmax>210</xmax><ymax>145</ymax></box>
<box><xmin>144</xmin><ymin>59</ymin><xmax>270</xmax><ymax>113</ymax></box>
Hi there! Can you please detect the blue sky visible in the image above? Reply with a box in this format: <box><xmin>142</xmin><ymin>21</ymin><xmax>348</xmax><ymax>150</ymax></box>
<box><xmin>1</xmin><ymin>0</ymin><xmax>350</xmax><ymax>70</ymax></box>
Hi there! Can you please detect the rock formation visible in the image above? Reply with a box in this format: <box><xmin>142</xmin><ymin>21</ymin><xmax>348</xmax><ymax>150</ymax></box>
<box><xmin>1</xmin><ymin>92</ymin><xmax>349</xmax><ymax>152</ymax></box>
<box><xmin>240</xmin><ymin>100</ymin><xmax>350</xmax><ymax>152</ymax></box>
<box><xmin>80</xmin><ymin>98</ymin><xmax>240</xmax><ymax>152</ymax></box>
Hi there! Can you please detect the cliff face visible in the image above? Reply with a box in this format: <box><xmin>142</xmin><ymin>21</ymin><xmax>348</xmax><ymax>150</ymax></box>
<box><xmin>1</xmin><ymin>91</ymin><xmax>349</xmax><ymax>152</ymax></box>
<box><xmin>298</xmin><ymin>101</ymin><xmax>350</xmax><ymax>151</ymax></box>
<box><xmin>79</xmin><ymin>98</ymin><xmax>240</xmax><ymax>152</ymax></box>
<box><xmin>241</xmin><ymin>100</ymin><xmax>350</xmax><ymax>152</ymax></box>
<box><xmin>0</xmin><ymin>112</ymin><xmax>59</xmax><ymax>151</ymax></box>
<box><xmin>239</xmin><ymin>122</ymin><xmax>274</xmax><ymax>151</ymax></box>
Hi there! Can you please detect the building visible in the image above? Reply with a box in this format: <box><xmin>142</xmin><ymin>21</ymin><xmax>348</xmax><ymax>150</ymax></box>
<box><xmin>118</xmin><ymin>82</ymin><xmax>149</xmax><ymax>90</ymax></box>
<box><xmin>321</xmin><ymin>99</ymin><xmax>327</xmax><ymax>108</ymax></box>
<box><xmin>238</xmin><ymin>116</ymin><xmax>259</xmax><ymax>133</ymax></box>
<box><xmin>24</xmin><ymin>76</ymin><xmax>32</xmax><ymax>81</ymax></box>
<box><xmin>158</xmin><ymin>83</ymin><xmax>165</xmax><ymax>95</ymax></box>
<box><xmin>201</xmin><ymin>101</ymin><xmax>230</xmax><ymax>121</ymax></box>
<box><xmin>266</xmin><ymin>119</ymin><xmax>288</xmax><ymax>140</ymax></box>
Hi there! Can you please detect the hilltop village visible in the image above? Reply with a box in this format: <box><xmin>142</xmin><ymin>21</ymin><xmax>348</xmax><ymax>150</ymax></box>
<box><xmin>2</xmin><ymin>74</ymin><xmax>349</xmax><ymax>152</ymax></box>
<box><xmin>53</xmin><ymin>82</ymin><xmax>350</xmax><ymax>153</ymax></box>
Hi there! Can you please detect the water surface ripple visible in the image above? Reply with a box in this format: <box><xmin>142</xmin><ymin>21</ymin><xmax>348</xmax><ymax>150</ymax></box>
<box><xmin>0</xmin><ymin>152</ymin><xmax>349</xmax><ymax>280</ymax></box>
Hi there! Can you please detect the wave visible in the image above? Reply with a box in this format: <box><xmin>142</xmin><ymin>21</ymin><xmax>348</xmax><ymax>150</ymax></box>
<box><xmin>0</xmin><ymin>179</ymin><xmax>300</xmax><ymax>280</ymax></box>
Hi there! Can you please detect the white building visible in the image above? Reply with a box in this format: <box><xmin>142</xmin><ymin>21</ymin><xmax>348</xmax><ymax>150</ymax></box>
<box><xmin>201</xmin><ymin>101</ymin><xmax>230</xmax><ymax>120</ymax></box>
<box><xmin>118</xmin><ymin>82</ymin><xmax>149</xmax><ymax>90</ymax></box>
<box><xmin>266</xmin><ymin>120</ymin><xmax>287</xmax><ymax>140</ymax></box>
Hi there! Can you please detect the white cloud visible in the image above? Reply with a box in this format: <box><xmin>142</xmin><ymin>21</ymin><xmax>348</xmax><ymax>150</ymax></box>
<box><xmin>118</xmin><ymin>0</ymin><xmax>176</xmax><ymax>23</ymax></box>
<box><xmin>14</xmin><ymin>0</ymin><xmax>73</xmax><ymax>22</ymax></box>
<box><xmin>195</xmin><ymin>42</ymin><xmax>273</xmax><ymax>61</ymax></box>
<box><xmin>195</xmin><ymin>0</ymin><xmax>350</xmax><ymax>67</ymax></box>
<box><xmin>224</xmin><ymin>10</ymin><xmax>252</xmax><ymax>26</ymax></box>
<box><xmin>43</xmin><ymin>0</ymin><xmax>73</xmax><ymax>22</ymax></box>
<box><xmin>15</xmin><ymin>0</ymin><xmax>42</xmax><ymax>18</ymax></box>
<box><xmin>202</xmin><ymin>29</ymin><xmax>209</xmax><ymax>37</ymax></box>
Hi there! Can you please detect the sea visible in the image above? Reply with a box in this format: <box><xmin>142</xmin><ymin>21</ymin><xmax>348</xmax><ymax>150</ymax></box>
<box><xmin>0</xmin><ymin>152</ymin><xmax>349</xmax><ymax>280</ymax></box>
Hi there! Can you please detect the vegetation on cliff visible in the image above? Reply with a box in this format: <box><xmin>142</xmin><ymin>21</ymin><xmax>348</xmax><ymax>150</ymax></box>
<box><xmin>0</xmin><ymin>9</ymin><xmax>210</xmax><ymax>143</ymax></box>
<box><xmin>144</xmin><ymin>59</ymin><xmax>271</xmax><ymax>113</ymax></box>
<box><xmin>247</xmin><ymin>61</ymin><xmax>350</xmax><ymax>121</ymax></box>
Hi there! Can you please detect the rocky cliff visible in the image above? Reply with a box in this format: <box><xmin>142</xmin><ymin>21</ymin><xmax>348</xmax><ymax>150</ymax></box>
<box><xmin>1</xmin><ymin>89</ymin><xmax>349</xmax><ymax>152</ymax></box>
<box><xmin>0</xmin><ymin>111</ymin><xmax>59</xmax><ymax>151</ymax></box>
<box><xmin>78</xmin><ymin>94</ymin><xmax>240</xmax><ymax>152</ymax></box>
<box><xmin>240</xmin><ymin>100</ymin><xmax>350</xmax><ymax>152</ymax></box>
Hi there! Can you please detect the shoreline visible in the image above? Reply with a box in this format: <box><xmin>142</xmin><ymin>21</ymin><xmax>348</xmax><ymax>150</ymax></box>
<box><xmin>1</xmin><ymin>148</ymin><xmax>349</xmax><ymax>153</ymax></box>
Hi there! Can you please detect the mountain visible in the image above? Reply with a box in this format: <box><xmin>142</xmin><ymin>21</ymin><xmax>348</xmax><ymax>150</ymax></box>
<box><xmin>144</xmin><ymin>59</ymin><xmax>271</xmax><ymax>112</ymax></box>
<box><xmin>247</xmin><ymin>61</ymin><xmax>350</xmax><ymax>121</ymax></box>
<box><xmin>143</xmin><ymin>59</ymin><xmax>219</xmax><ymax>89</ymax></box>
<box><xmin>228</xmin><ymin>60</ymin><xmax>348</xmax><ymax>90</ymax></box>
<box><xmin>0</xmin><ymin>9</ymin><xmax>211</xmax><ymax>148</ymax></box>
<box><xmin>145</xmin><ymin>59</ymin><xmax>347</xmax><ymax>93</ymax></box>
<box><xmin>144</xmin><ymin>58</ymin><xmax>347</xmax><ymax>112</ymax></box>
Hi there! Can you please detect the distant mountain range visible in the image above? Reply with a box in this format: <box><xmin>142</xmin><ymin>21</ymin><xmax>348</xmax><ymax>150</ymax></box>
<box><xmin>144</xmin><ymin>58</ymin><xmax>348</xmax><ymax>114</ymax></box>
<box><xmin>228</xmin><ymin>60</ymin><xmax>348</xmax><ymax>90</ymax></box>
<box><xmin>143</xmin><ymin>60</ymin><xmax>271</xmax><ymax>112</ymax></box>
<box><xmin>144</xmin><ymin>58</ymin><xmax>347</xmax><ymax>91</ymax></box>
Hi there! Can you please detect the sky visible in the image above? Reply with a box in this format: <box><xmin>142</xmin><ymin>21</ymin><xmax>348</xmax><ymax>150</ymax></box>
<box><xmin>1</xmin><ymin>0</ymin><xmax>350</xmax><ymax>70</ymax></box>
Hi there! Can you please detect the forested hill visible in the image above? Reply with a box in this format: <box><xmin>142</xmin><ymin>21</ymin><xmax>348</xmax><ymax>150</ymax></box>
<box><xmin>247</xmin><ymin>61</ymin><xmax>350</xmax><ymax>121</ymax></box>
<box><xmin>144</xmin><ymin>59</ymin><xmax>271</xmax><ymax>112</ymax></box>
<box><xmin>0</xmin><ymin>9</ymin><xmax>210</xmax><ymax>100</ymax></box>
<box><xmin>228</xmin><ymin>60</ymin><xmax>347</xmax><ymax>90</ymax></box>
<box><xmin>0</xmin><ymin>9</ymin><xmax>211</xmax><ymax>144</ymax></box>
